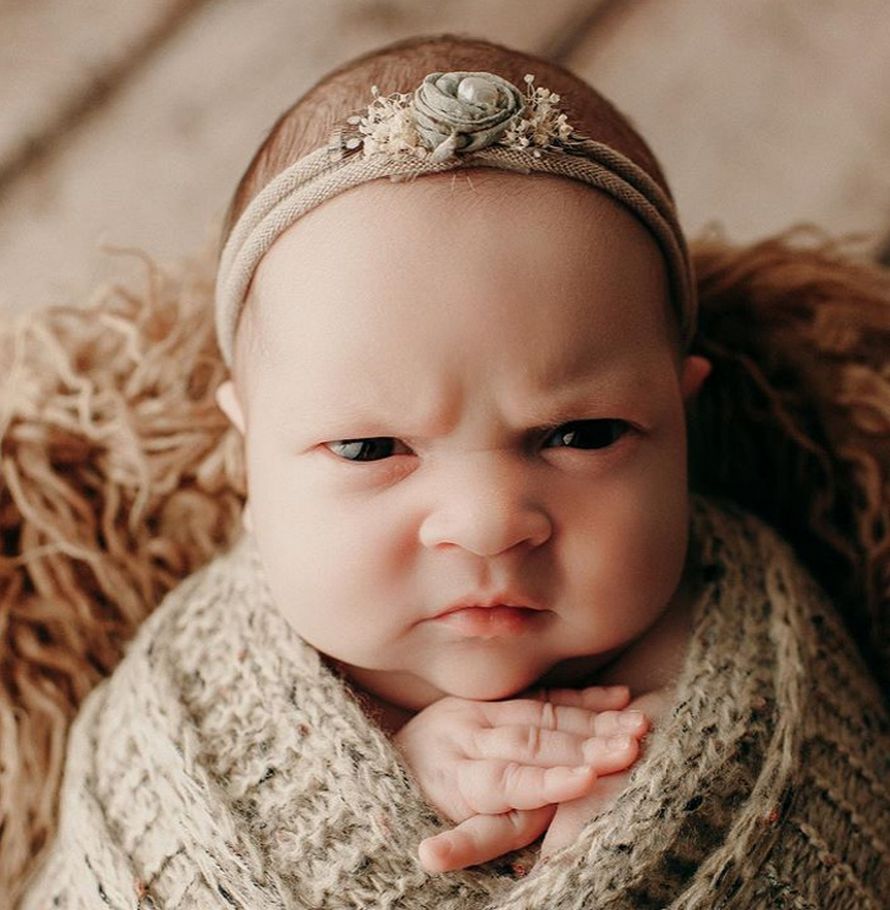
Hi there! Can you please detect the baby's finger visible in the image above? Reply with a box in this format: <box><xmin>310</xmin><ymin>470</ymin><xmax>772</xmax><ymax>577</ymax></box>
<box><xmin>522</xmin><ymin>684</ymin><xmax>631</xmax><ymax>712</ymax></box>
<box><xmin>540</xmin><ymin>772</ymin><xmax>630</xmax><ymax>859</ymax></box>
<box><xmin>473</xmin><ymin>724</ymin><xmax>644</xmax><ymax>768</ymax></box>
<box><xmin>480</xmin><ymin>698</ymin><xmax>647</xmax><ymax>739</ymax></box>
<box><xmin>457</xmin><ymin>760</ymin><xmax>599</xmax><ymax>814</ymax></box>
<box><xmin>419</xmin><ymin>806</ymin><xmax>556</xmax><ymax>873</ymax></box>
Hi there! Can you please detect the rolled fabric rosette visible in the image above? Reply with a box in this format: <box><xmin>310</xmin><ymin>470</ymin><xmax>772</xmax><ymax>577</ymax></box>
<box><xmin>410</xmin><ymin>71</ymin><xmax>526</xmax><ymax>161</ymax></box>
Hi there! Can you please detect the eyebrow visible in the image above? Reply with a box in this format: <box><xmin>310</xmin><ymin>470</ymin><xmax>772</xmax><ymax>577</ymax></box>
<box><xmin>516</xmin><ymin>369</ymin><xmax>646</xmax><ymax>428</ymax></box>
<box><xmin>295</xmin><ymin>365</ymin><xmax>646</xmax><ymax>439</ymax></box>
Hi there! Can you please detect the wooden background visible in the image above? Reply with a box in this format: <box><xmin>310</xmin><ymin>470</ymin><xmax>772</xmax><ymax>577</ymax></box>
<box><xmin>2</xmin><ymin>0</ymin><xmax>889</xmax><ymax>316</ymax></box>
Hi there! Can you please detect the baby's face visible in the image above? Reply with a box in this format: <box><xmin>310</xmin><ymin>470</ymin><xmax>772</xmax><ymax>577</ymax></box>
<box><xmin>216</xmin><ymin>171</ymin><xmax>710</xmax><ymax>712</ymax></box>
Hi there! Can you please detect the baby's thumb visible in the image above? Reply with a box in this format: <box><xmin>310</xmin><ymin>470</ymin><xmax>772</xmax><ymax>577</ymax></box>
<box><xmin>419</xmin><ymin>805</ymin><xmax>556</xmax><ymax>873</ymax></box>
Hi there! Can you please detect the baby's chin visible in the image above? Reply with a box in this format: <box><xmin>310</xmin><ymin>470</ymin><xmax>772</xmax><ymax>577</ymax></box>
<box><xmin>325</xmin><ymin>648</ymin><xmax>627</xmax><ymax>715</ymax></box>
<box><xmin>364</xmin><ymin>664</ymin><xmax>546</xmax><ymax>711</ymax></box>
<box><xmin>422</xmin><ymin>648</ymin><xmax>627</xmax><ymax>705</ymax></box>
<box><xmin>422</xmin><ymin>660</ymin><xmax>563</xmax><ymax>704</ymax></box>
<box><xmin>439</xmin><ymin>676</ymin><xmax>538</xmax><ymax>703</ymax></box>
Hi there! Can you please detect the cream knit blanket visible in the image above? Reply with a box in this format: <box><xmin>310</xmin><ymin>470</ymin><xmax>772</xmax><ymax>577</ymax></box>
<box><xmin>19</xmin><ymin>494</ymin><xmax>890</xmax><ymax>909</ymax></box>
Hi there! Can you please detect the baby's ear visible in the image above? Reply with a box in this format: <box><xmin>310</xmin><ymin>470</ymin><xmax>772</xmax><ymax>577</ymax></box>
<box><xmin>215</xmin><ymin>379</ymin><xmax>246</xmax><ymax>434</ymax></box>
<box><xmin>680</xmin><ymin>355</ymin><xmax>712</xmax><ymax>403</ymax></box>
<box><xmin>215</xmin><ymin>380</ymin><xmax>254</xmax><ymax>532</ymax></box>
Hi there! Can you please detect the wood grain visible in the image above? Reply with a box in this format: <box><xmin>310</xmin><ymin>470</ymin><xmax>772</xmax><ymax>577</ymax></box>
<box><xmin>0</xmin><ymin>0</ymin><xmax>196</xmax><ymax>190</ymax></box>
<box><xmin>0</xmin><ymin>0</ymin><xmax>595</xmax><ymax>315</ymax></box>
<box><xmin>567</xmin><ymin>0</ymin><xmax>890</xmax><ymax>250</ymax></box>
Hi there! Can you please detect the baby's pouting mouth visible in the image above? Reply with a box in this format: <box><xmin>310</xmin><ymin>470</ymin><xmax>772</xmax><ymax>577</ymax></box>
<box><xmin>430</xmin><ymin>604</ymin><xmax>548</xmax><ymax>638</ymax></box>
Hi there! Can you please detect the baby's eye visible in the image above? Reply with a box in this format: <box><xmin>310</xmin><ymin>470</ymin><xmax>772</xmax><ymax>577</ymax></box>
<box><xmin>325</xmin><ymin>420</ymin><xmax>630</xmax><ymax>463</ymax></box>
<box><xmin>325</xmin><ymin>437</ymin><xmax>408</xmax><ymax>462</ymax></box>
<box><xmin>541</xmin><ymin>419</ymin><xmax>630</xmax><ymax>450</ymax></box>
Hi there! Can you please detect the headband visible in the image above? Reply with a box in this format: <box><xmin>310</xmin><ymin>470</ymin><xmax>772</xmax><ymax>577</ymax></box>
<box><xmin>215</xmin><ymin>71</ymin><xmax>697</xmax><ymax>367</ymax></box>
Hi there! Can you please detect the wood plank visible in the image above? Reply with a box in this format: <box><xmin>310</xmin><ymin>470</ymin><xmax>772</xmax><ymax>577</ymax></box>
<box><xmin>0</xmin><ymin>0</ymin><xmax>191</xmax><ymax>184</ymax></box>
<box><xmin>566</xmin><ymin>0</ymin><xmax>890</xmax><ymax>251</ymax></box>
<box><xmin>0</xmin><ymin>0</ymin><xmax>597</xmax><ymax>315</ymax></box>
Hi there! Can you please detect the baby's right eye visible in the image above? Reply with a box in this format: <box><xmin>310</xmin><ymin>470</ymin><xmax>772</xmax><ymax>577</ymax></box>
<box><xmin>325</xmin><ymin>437</ymin><xmax>409</xmax><ymax>462</ymax></box>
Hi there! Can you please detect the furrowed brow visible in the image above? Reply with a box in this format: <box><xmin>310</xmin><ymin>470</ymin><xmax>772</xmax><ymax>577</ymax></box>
<box><xmin>298</xmin><ymin>366</ymin><xmax>645</xmax><ymax>441</ymax></box>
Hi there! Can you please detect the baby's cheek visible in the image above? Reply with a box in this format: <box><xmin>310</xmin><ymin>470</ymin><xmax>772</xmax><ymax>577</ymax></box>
<box><xmin>601</xmin><ymin>486</ymin><xmax>688</xmax><ymax>611</ymax></box>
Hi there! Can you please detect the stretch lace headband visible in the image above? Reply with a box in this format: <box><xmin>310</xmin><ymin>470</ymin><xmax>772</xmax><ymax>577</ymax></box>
<box><xmin>215</xmin><ymin>70</ymin><xmax>697</xmax><ymax>367</ymax></box>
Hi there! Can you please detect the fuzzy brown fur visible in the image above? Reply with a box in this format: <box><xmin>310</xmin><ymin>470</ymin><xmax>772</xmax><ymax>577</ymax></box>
<box><xmin>1</xmin><ymin>226</ymin><xmax>887</xmax><ymax>902</ymax></box>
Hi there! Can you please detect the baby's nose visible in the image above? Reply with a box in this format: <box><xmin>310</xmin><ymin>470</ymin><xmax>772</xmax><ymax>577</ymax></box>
<box><xmin>418</xmin><ymin>455</ymin><xmax>551</xmax><ymax>556</ymax></box>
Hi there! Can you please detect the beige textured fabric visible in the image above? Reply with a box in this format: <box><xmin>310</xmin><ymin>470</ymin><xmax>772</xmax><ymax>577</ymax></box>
<box><xmin>18</xmin><ymin>494</ymin><xmax>890</xmax><ymax>909</ymax></box>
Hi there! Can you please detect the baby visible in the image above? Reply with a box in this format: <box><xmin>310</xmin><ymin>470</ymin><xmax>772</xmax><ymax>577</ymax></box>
<box><xmin>213</xmin><ymin>90</ymin><xmax>710</xmax><ymax>871</ymax></box>
<box><xmin>16</xmin><ymin>34</ymin><xmax>890</xmax><ymax>909</ymax></box>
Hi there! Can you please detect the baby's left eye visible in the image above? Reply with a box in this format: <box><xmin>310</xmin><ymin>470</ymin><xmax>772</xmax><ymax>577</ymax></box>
<box><xmin>325</xmin><ymin>437</ymin><xmax>407</xmax><ymax>462</ymax></box>
<box><xmin>541</xmin><ymin>419</ymin><xmax>630</xmax><ymax>450</ymax></box>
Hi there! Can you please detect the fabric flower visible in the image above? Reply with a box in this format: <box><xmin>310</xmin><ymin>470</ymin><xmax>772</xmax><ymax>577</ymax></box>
<box><xmin>343</xmin><ymin>71</ymin><xmax>581</xmax><ymax>164</ymax></box>
<box><xmin>410</xmin><ymin>71</ymin><xmax>526</xmax><ymax>162</ymax></box>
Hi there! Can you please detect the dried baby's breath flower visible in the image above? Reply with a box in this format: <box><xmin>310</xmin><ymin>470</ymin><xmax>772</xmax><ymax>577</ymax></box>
<box><xmin>349</xmin><ymin>86</ymin><xmax>428</xmax><ymax>159</ymax></box>
<box><xmin>502</xmin><ymin>73</ymin><xmax>576</xmax><ymax>157</ymax></box>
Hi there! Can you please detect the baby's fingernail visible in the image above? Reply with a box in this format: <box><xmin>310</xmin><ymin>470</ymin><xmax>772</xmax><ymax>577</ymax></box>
<box><xmin>618</xmin><ymin>710</ymin><xmax>644</xmax><ymax>731</ymax></box>
<box><xmin>606</xmin><ymin>735</ymin><xmax>632</xmax><ymax>751</ymax></box>
<box><xmin>570</xmin><ymin>766</ymin><xmax>592</xmax><ymax>775</ymax></box>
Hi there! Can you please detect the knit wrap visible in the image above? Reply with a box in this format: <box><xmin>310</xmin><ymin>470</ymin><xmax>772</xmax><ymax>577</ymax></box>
<box><xmin>19</xmin><ymin>494</ymin><xmax>890</xmax><ymax>909</ymax></box>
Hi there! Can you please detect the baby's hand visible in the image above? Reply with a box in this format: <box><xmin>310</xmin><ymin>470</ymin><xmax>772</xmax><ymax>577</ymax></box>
<box><xmin>534</xmin><ymin>686</ymin><xmax>676</xmax><ymax>870</ymax></box>
<box><xmin>392</xmin><ymin>685</ymin><xmax>649</xmax><ymax>873</ymax></box>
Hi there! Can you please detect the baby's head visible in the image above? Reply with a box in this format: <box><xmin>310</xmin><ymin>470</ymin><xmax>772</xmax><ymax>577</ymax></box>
<box><xmin>214</xmin><ymin>35</ymin><xmax>711</xmax><ymax>714</ymax></box>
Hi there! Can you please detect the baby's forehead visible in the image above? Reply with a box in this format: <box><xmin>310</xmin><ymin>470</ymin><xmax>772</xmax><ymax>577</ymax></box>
<box><xmin>254</xmin><ymin>168</ymin><xmax>658</xmax><ymax>286</ymax></box>
<box><xmin>239</xmin><ymin>218</ymin><xmax>671</xmax><ymax>389</ymax></box>
<box><xmin>233</xmin><ymin>169</ymin><xmax>675</xmax><ymax>383</ymax></box>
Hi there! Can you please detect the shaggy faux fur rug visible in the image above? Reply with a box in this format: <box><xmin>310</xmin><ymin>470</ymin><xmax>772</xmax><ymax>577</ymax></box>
<box><xmin>1</xmin><ymin>225</ymin><xmax>888</xmax><ymax>902</ymax></box>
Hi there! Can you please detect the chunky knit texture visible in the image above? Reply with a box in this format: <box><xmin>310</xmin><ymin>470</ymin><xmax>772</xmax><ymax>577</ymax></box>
<box><xmin>18</xmin><ymin>494</ymin><xmax>890</xmax><ymax>909</ymax></box>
